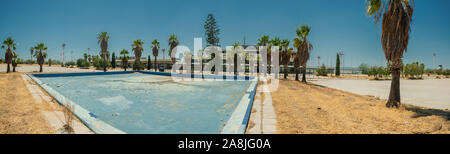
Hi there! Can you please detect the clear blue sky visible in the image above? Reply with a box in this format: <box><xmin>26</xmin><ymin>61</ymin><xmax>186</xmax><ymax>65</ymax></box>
<box><xmin>1</xmin><ymin>0</ymin><xmax>449</xmax><ymax>68</ymax></box>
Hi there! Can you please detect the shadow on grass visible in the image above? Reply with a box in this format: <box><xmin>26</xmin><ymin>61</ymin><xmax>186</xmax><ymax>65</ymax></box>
<box><xmin>404</xmin><ymin>105</ymin><xmax>450</xmax><ymax>121</ymax></box>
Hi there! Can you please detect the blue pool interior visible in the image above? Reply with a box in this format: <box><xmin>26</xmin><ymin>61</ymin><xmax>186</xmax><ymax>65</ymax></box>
<box><xmin>35</xmin><ymin>72</ymin><xmax>253</xmax><ymax>134</ymax></box>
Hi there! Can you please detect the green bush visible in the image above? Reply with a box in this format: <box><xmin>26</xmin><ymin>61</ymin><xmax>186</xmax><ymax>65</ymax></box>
<box><xmin>316</xmin><ymin>64</ymin><xmax>328</xmax><ymax>76</ymax></box>
<box><xmin>367</xmin><ymin>65</ymin><xmax>391</xmax><ymax>79</ymax></box>
<box><xmin>132</xmin><ymin>61</ymin><xmax>145</xmax><ymax>70</ymax></box>
<box><xmin>65</xmin><ymin>61</ymin><xmax>76</xmax><ymax>67</ymax></box>
<box><xmin>359</xmin><ymin>64</ymin><xmax>369</xmax><ymax>74</ymax></box>
<box><xmin>93</xmin><ymin>58</ymin><xmax>111</xmax><ymax>70</ymax></box>
<box><xmin>403</xmin><ymin>62</ymin><xmax>424</xmax><ymax>79</ymax></box>
<box><xmin>23</xmin><ymin>59</ymin><xmax>35</xmax><ymax>64</ymax></box>
<box><xmin>76</xmin><ymin>58</ymin><xmax>91</xmax><ymax>68</ymax></box>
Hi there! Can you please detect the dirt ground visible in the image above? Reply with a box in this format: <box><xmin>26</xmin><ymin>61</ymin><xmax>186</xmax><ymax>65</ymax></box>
<box><xmin>271</xmin><ymin>79</ymin><xmax>449</xmax><ymax>134</ymax></box>
<box><xmin>0</xmin><ymin>73</ymin><xmax>55</xmax><ymax>134</ymax></box>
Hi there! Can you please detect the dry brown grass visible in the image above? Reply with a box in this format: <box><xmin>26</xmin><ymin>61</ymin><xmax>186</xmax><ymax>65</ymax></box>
<box><xmin>272</xmin><ymin>79</ymin><xmax>449</xmax><ymax>134</ymax></box>
<box><xmin>62</xmin><ymin>103</ymin><xmax>75</xmax><ymax>134</ymax></box>
<box><xmin>0</xmin><ymin>73</ymin><xmax>55</xmax><ymax>134</ymax></box>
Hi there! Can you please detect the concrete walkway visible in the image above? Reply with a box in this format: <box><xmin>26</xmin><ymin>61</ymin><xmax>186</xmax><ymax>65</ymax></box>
<box><xmin>247</xmin><ymin>80</ymin><xmax>277</xmax><ymax>134</ymax></box>
<box><xmin>311</xmin><ymin>78</ymin><xmax>450</xmax><ymax>110</ymax></box>
<box><xmin>22</xmin><ymin>74</ymin><xmax>94</xmax><ymax>134</ymax></box>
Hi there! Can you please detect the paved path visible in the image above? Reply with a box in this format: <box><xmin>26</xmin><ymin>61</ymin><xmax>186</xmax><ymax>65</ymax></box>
<box><xmin>311</xmin><ymin>78</ymin><xmax>450</xmax><ymax>110</ymax></box>
<box><xmin>247</xmin><ymin>80</ymin><xmax>277</xmax><ymax>134</ymax></box>
<box><xmin>22</xmin><ymin>74</ymin><xmax>94</xmax><ymax>134</ymax></box>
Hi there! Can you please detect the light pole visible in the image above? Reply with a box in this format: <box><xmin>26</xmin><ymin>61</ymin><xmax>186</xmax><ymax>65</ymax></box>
<box><xmin>62</xmin><ymin>43</ymin><xmax>66</xmax><ymax>67</ymax></box>
<box><xmin>162</xmin><ymin>49</ymin><xmax>166</xmax><ymax>60</ymax></box>
<box><xmin>317</xmin><ymin>56</ymin><xmax>320</xmax><ymax>68</ymax></box>
<box><xmin>433</xmin><ymin>53</ymin><xmax>436</xmax><ymax>69</ymax></box>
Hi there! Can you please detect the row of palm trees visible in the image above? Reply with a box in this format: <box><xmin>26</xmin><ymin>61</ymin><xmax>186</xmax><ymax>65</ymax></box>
<box><xmin>96</xmin><ymin>32</ymin><xmax>179</xmax><ymax>72</ymax></box>
<box><xmin>2</xmin><ymin>37</ymin><xmax>47</xmax><ymax>73</ymax></box>
<box><xmin>254</xmin><ymin>25</ymin><xmax>312</xmax><ymax>83</ymax></box>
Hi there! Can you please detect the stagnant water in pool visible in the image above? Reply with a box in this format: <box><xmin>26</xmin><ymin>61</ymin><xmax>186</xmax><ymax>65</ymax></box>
<box><xmin>38</xmin><ymin>73</ymin><xmax>252</xmax><ymax>133</ymax></box>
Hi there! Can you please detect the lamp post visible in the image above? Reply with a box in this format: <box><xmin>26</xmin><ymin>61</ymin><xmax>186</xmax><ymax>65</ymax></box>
<box><xmin>317</xmin><ymin>56</ymin><xmax>321</xmax><ymax>68</ymax></box>
<box><xmin>62</xmin><ymin>43</ymin><xmax>66</xmax><ymax>67</ymax></box>
<box><xmin>433</xmin><ymin>53</ymin><xmax>436</xmax><ymax>69</ymax></box>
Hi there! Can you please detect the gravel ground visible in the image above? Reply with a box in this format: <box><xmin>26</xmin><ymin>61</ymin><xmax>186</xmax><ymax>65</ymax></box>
<box><xmin>0</xmin><ymin>64</ymin><xmax>101</xmax><ymax>73</ymax></box>
<box><xmin>311</xmin><ymin>78</ymin><xmax>450</xmax><ymax>110</ymax></box>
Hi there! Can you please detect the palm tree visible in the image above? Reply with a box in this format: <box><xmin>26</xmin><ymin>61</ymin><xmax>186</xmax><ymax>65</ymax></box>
<box><xmin>97</xmin><ymin>32</ymin><xmax>110</xmax><ymax>72</ymax></box>
<box><xmin>120</xmin><ymin>49</ymin><xmax>129</xmax><ymax>71</ymax></box>
<box><xmin>269</xmin><ymin>37</ymin><xmax>281</xmax><ymax>75</ymax></box>
<box><xmin>294</xmin><ymin>25</ymin><xmax>313</xmax><ymax>83</ymax></box>
<box><xmin>34</xmin><ymin>43</ymin><xmax>48</xmax><ymax>72</ymax></box>
<box><xmin>257</xmin><ymin>35</ymin><xmax>270</xmax><ymax>74</ymax></box>
<box><xmin>151</xmin><ymin>39</ymin><xmax>160</xmax><ymax>71</ymax></box>
<box><xmin>132</xmin><ymin>39</ymin><xmax>144</xmax><ymax>70</ymax></box>
<box><xmin>366</xmin><ymin>0</ymin><xmax>414</xmax><ymax>108</ymax></box>
<box><xmin>30</xmin><ymin>47</ymin><xmax>34</xmax><ymax>63</ymax></box>
<box><xmin>168</xmin><ymin>34</ymin><xmax>179</xmax><ymax>64</ymax></box>
<box><xmin>281</xmin><ymin>40</ymin><xmax>291</xmax><ymax>79</ymax></box>
<box><xmin>1</xmin><ymin>37</ymin><xmax>16</xmax><ymax>73</ymax></box>
<box><xmin>231</xmin><ymin>42</ymin><xmax>240</xmax><ymax>75</ymax></box>
<box><xmin>12</xmin><ymin>52</ymin><xmax>18</xmax><ymax>72</ymax></box>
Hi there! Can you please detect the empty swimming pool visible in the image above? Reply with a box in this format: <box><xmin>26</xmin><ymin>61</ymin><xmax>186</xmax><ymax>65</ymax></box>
<box><xmin>30</xmin><ymin>71</ymin><xmax>257</xmax><ymax>134</ymax></box>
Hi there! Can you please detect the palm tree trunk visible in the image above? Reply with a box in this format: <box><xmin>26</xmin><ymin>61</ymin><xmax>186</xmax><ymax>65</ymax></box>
<box><xmin>13</xmin><ymin>66</ymin><xmax>16</xmax><ymax>72</ymax></box>
<box><xmin>284</xmin><ymin>64</ymin><xmax>288</xmax><ymax>79</ymax></box>
<box><xmin>302</xmin><ymin>66</ymin><xmax>307</xmax><ymax>83</ymax></box>
<box><xmin>6</xmin><ymin>64</ymin><xmax>10</xmax><ymax>73</ymax></box>
<box><xmin>103</xmin><ymin>57</ymin><xmax>107</xmax><ymax>72</ymax></box>
<box><xmin>154</xmin><ymin>56</ymin><xmax>157</xmax><ymax>72</ymax></box>
<box><xmin>295</xmin><ymin>67</ymin><xmax>299</xmax><ymax>81</ymax></box>
<box><xmin>386</xmin><ymin>68</ymin><xmax>401</xmax><ymax>108</ymax></box>
<box><xmin>39</xmin><ymin>64</ymin><xmax>43</xmax><ymax>72</ymax></box>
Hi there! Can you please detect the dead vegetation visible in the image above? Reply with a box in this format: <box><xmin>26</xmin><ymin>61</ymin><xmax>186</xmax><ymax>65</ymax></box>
<box><xmin>271</xmin><ymin>79</ymin><xmax>449</xmax><ymax>134</ymax></box>
<box><xmin>62</xmin><ymin>103</ymin><xmax>75</xmax><ymax>134</ymax></box>
<box><xmin>0</xmin><ymin>73</ymin><xmax>55</xmax><ymax>134</ymax></box>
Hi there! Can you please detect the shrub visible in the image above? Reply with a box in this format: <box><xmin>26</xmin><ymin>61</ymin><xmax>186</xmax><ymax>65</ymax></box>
<box><xmin>403</xmin><ymin>62</ymin><xmax>424</xmax><ymax>79</ymax></box>
<box><xmin>316</xmin><ymin>64</ymin><xmax>328</xmax><ymax>76</ymax></box>
<box><xmin>132</xmin><ymin>60</ymin><xmax>145</xmax><ymax>70</ymax></box>
<box><xmin>65</xmin><ymin>61</ymin><xmax>76</xmax><ymax>67</ymax></box>
<box><xmin>93</xmin><ymin>58</ymin><xmax>111</xmax><ymax>70</ymax></box>
<box><xmin>76</xmin><ymin>58</ymin><xmax>91</xmax><ymax>68</ymax></box>
<box><xmin>359</xmin><ymin>64</ymin><xmax>369</xmax><ymax>74</ymax></box>
<box><xmin>23</xmin><ymin>59</ymin><xmax>35</xmax><ymax>64</ymax></box>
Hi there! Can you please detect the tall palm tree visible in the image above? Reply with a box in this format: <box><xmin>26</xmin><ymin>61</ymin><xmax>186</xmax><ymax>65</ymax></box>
<box><xmin>97</xmin><ymin>32</ymin><xmax>110</xmax><ymax>72</ymax></box>
<box><xmin>257</xmin><ymin>35</ymin><xmax>270</xmax><ymax>74</ymax></box>
<box><xmin>151</xmin><ymin>39</ymin><xmax>160</xmax><ymax>71</ymax></box>
<box><xmin>257</xmin><ymin>35</ymin><xmax>270</xmax><ymax>47</ymax></box>
<box><xmin>269</xmin><ymin>37</ymin><xmax>281</xmax><ymax>75</ymax></box>
<box><xmin>230</xmin><ymin>42</ymin><xmax>241</xmax><ymax>75</ymax></box>
<box><xmin>120</xmin><ymin>49</ymin><xmax>129</xmax><ymax>71</ymax></box>
<box><xmin>294</xmin><ymin>25</ymin><xmax>313</xmax><ymax>83</ymax></box>
<box><xmin>132</xmin><ymin>39</ymin><xmax>144</xmax><ymax>70</ymax></box>
<box><xmin>1</xmin><ymin>37</ymin><xmax>16</xmax><ymax>73</ymax></box>
<box><xmin>34</xmin><ymin>43</ymin><xmax>48</xmax><ymax>72</ymax></box>
<box><xmin>281</xmin><ymin>39</ymin><xmax>291</xmax><ymax>79</ymax></box>
<box><xmin>168</xmin><ymin>34</ymin><xmax>179</xmax><ymax>64</ymax></box>
<box><xmin>367</xmin><ymin>0</ymin><xmax>414</xmax><ymax>108</ymax></box>
<box><xmin>83</xmin><ymin>53</ymin><xmax>88</xmax><ymax>61</ymax></box>
<box><xmin>30</xmin><ymin>47</ymin><xmax>34</xmax><ymax>63</ymax></box>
